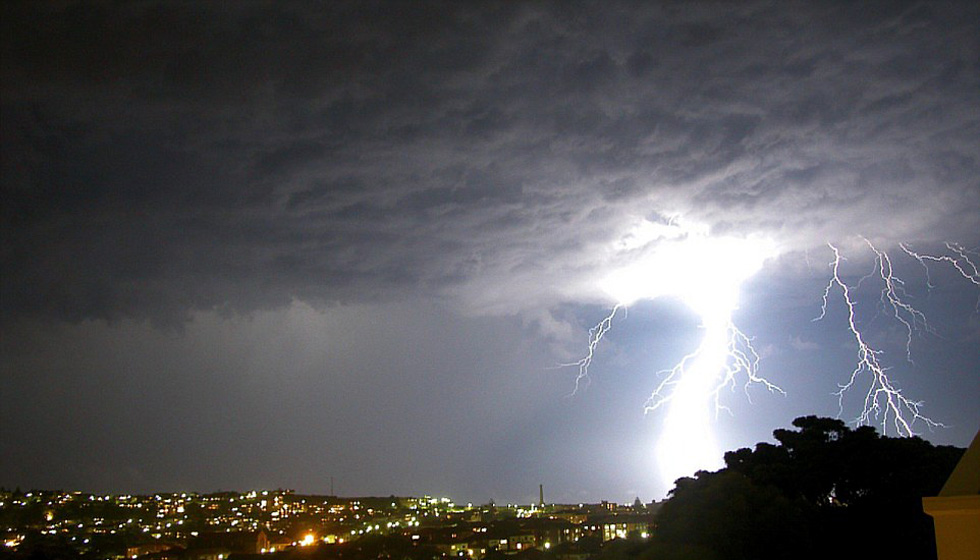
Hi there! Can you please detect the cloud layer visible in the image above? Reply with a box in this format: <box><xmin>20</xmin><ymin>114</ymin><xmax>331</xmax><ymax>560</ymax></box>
<box><xmin>3</xmin><ymin>1</ymin><xmax>978</xmax><ymax>325</ymax></box>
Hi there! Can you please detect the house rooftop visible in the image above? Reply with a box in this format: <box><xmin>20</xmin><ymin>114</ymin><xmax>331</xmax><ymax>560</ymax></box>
<box><xmin>939</xmin><ymin>428</ymin><xmax>980</xmax><ymax>497</ymax></box>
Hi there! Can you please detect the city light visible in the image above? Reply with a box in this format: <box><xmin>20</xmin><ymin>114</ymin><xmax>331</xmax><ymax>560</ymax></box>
<box><xmin>0</xmin><ymin>488</ymin><xmax>660</xmax><ymax>559</ymax></box>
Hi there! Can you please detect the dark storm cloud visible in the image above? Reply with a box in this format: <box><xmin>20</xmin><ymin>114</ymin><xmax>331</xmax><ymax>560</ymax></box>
<box><xmin>3</xmin><ymin>0</ymin><xmax>978</xmax><ymax>325</ymax></box>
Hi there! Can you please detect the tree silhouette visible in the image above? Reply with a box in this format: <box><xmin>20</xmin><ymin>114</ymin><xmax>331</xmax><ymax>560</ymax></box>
<box><xmin>643</xmin><ymin>416</ymin><xmax>963</xmax><ymax>560</ymax></box>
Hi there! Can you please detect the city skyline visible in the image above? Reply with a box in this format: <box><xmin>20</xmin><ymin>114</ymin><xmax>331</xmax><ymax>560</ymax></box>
<box><xmin>1</xmin><ymin>486</ymin><xmax>661</xmax><ymax>558</ymax></box>
<box><xmin>2</xmin><ymin>1</ymin><xmax>979</xmax><ymax>505</ymax></box>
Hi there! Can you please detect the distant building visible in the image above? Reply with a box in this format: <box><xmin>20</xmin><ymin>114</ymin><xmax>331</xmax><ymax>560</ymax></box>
<box><xmin>600</xmin><ymin>518</ymin><xmax>647</xmax><ymax>541</ymax></box>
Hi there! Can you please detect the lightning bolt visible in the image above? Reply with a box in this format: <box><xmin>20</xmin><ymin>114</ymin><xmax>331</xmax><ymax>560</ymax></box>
<box><xmin>570</xmin><ymin>300</ymin><xmax>783</xmax><ymax>412</ymax></box>
<box><xmin>902</xmin><ymin>242</ymin><xmax>980</xmax><ymax>309</ymax></box>
<box><xmin>643</xmin><ymin>310</ymin><xmax>784</xmax><ymax>485</ymax></box>
<box><xmin>816</xmin><ymin>240</ymin><xmax>979</xmax><ymax>436</ymax></box>
<box><xmin>903</xmin><ymin>242</ymin><xmax>980</xmax><ymax>286</ymax></box>
<box><xmin>570</xmin><ymin>299</ymin><xmax>784</xmax><ymax>487</ymax></box>
<box><xmin>566</xmin><ymin>230</ymin><xmax>781</xmax><ymax>487</ymax></box>
<box><xmin>643</xmin><ymin>313</ymin><xmax>783</xmax><ymax>418</ymax></box>
<box><xmin>816</xmin><ymin>243</ymin><xmax>939</xmax><ymax>436</ymax></box>
<box><xmin>569</xmin><ymin>234</ymin><xmax>784</xmax><ymax>414</ymax></box>
<box><xmin>865</xmin><ymin>238</ymin><xmax>935</xmax><ymax>363</ymax></box>
<box><xmin>566</xmin><ymin>304</ymin><xmax>623</xmax><ymax>394</ymax></box>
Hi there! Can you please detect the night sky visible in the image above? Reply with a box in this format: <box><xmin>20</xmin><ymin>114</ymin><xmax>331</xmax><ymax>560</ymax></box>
<box><xmin>2</xmin><ymin>1</ymin><xmax>978</xmax><ymax>505</ymax></box>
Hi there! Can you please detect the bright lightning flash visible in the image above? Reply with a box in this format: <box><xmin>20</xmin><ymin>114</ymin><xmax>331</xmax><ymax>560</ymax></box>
<box><xmin>573</xmin><ymin>223</ymin><xmax>780</xmax><ymax>488</ymax></box>
<box><xmin>572</xmin><ymin>223</ymin><xmax>978</xmax><ymax>490</ymax></box>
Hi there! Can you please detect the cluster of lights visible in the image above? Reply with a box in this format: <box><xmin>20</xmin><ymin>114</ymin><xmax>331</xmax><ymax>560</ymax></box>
<box><xmin>2</xmin><ymin>489</ymin><xmax>661</xmax><ymax>559</ymax></box>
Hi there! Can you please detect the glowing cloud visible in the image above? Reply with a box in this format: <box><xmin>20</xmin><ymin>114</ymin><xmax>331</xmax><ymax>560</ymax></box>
<box><xmin>600</xmin><ymin>232</ymin><xmax>776</xmax><ymax>315</ymax></box>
